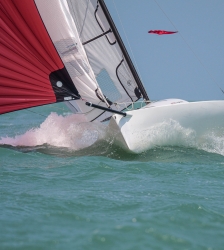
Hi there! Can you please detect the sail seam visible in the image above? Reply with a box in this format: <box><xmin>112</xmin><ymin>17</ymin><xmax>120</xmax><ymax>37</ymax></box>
<box><xmin>98</xmin><ymin>0</ymin><xmax>149</xmax><ymax>101</ymax></box>
<box><xmin>33</xmin><ymin>0</ymin><xmax>81</xmax><ymax>99</ymax></box>
<box><xmin>79</xmin><ymin>0</ymin><xmax>90</xmax><ymax>37</ymax></box>
<box><xmin>116</xmin><ymin>59</ymin><xmax>134</xmax><ymax>102</ymax></box>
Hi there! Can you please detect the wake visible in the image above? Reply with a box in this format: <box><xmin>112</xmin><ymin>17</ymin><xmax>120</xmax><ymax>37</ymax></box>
<box><xmin>129</xmin><ymin>119</ymin><xmax>224</xmax><ymax>156</ymax></box>
<box><xmin>0</xmin><ymin>113</ymin><xmax>224</xmax><ymax>157</ymax></box>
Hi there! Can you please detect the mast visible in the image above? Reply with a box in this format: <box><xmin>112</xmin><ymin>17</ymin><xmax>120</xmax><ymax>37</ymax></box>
<box><xmin>98</xmin><ymin>0</ymin><xmax>149</xmax><ymax>101</ymax></box>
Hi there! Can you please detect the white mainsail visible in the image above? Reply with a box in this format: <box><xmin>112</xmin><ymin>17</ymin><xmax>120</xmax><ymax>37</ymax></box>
<box><xmin>1</xmin><ymin>0</ymin><xmax>224</xmax><ymax>153</ymax></box>
<box><xmin>35</xmin><ymin>0</ymin><xmax>149</xmax><ymax>121</ymax></box>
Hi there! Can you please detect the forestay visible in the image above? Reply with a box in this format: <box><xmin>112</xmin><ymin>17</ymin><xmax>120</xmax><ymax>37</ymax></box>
<box><xmin>0</xmin><ymin>0</ymin><xmax>149</xmax><ymax>122</ymax></box>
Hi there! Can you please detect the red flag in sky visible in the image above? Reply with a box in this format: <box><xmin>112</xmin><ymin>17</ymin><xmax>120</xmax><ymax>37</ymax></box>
<box><xmin>148</xmin><ymin>30</ymin><xmax>178</xmax><ymax>35</ymax></box>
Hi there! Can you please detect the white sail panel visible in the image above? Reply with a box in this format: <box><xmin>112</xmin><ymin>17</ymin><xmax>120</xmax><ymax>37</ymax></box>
<box><xmin>35</xmin><ymin>0</ymin><xmax>148</xmax><ymax>122</ymax></box>
<box><xmin>34</xmin><ymin>0</ymin><xmax>103</xmax><ymax>114</ymax></box>
<box><xmin>69</xmin><ymin>0</ymin><xmax>143</xmax><ymax>99</ymax></box>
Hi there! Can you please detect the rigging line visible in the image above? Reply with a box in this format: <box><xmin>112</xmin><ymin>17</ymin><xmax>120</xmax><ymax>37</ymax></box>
<box><xmin>76</xmin><ymin>3</ymin><xmax>110</xmax><ymax>108</ymax></box>
<box><xmin>79</xmin><ymin>0</ymin><xmax>90</xmax><ymax>37</ymax></box>
<box><xmin>111</xmin><ymin>0</ymin><xmax>145</xmax><ymax>85</ymax></box>
<box><xmin>25</xmin><ymin>106</ymin><xmax>69</xmax><ymax>118</ymax></box>
<box><xmin>154</xmin><ymin>0</ymin><xmax>224</xmax><ymax>94</ymax></box>
<box><xmin>69</xmin><ymin>1</ymin><xmax>110</xmax><ymax>107</ymax></box>
<box><xmin>25</xmin><ymin>109</ymin><xmax>47</xmax><ymax>118</ymax></box>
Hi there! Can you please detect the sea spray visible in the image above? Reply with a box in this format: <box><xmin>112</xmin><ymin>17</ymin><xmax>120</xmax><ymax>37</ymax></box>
<box><xmin>197</xmin><ymin>132</ymin><xmax>224</xmax><ymax>156</ymax></box>
<box><xmin>130</xmin><ymin>119</ymin><xmax>197</xmax><ymax>153</ymax></box>
<box><xmin>0</xmin><ymin>113</ymin><xmax>107</xmax><ymax>150</ymax></box>
<box><xmin>123</xmin><ymin>119</ymin><xmax>224</xmax><ymax>156</ymax></box>
<box><xmin>1</xmin><ymin>115</ymin><xmax>224</xmax><ymax>157</ymax></box>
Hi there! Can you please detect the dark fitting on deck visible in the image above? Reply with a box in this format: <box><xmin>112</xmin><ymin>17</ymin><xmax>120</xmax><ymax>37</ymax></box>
<box><xmin>85</xmin><ymin>102</ymin><xmax>126</xmax><ymax>117</ymax></box>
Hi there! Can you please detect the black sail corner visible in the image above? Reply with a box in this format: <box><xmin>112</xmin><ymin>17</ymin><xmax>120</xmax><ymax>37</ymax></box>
<box><xmin>49</xmin><ymin>67</ymin><xmax>81</xmax><ymax>102</ymax></box>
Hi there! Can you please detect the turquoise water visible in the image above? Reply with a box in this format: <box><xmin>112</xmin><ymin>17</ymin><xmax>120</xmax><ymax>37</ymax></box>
<box><xmin>1</xmin><ymin>104</ymin><xmax>224</xmax><ymax>250</ymax></box>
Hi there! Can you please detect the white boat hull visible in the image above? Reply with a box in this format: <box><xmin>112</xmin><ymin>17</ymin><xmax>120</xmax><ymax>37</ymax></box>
<box><xmin>109</xmin><ymin>99</ymin><xmax>224</xmax><ymax>153</ymax></box>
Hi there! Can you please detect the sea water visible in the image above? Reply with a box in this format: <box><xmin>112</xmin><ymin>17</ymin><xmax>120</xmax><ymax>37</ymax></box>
<box><xmin>0</xmin><ymin>104</ymin><xmax>224</xmax><ymax>250</ymax></box>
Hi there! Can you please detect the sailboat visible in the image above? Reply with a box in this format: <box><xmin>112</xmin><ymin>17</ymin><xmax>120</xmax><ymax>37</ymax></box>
<box><xmin>1</xmin><ymin>0</ymin><xmax>224</xmax><ymax>153</ymax></box>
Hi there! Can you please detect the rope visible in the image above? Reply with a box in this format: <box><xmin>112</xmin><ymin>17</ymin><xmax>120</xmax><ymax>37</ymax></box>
<box><xmin>26</xmin><ymin>109</ymin><xmax>47</xmax><ymax>118</ymax></box>
<box><xmin>112</xmin><ymin>0</ymin><xmax>146</xmax><ymax>90</ymax></box>
<box><xmin>25</xmin><ymin>105</ymin><xmax>74</xmax><ymax>118</ymax></box>
<box><xmin>114</xmin><ymin>100</ymin><xmax>150</xmax><ymax>110</ymax></box>
<box><xmin>79</xmin><ymin>0</ymin><xmax>90</xmax><ymax>37</ymax></box>
<box><xmin>154</xmin><ymin>0</ymin><xmax>224</xmax><ymax>95</ymax></box>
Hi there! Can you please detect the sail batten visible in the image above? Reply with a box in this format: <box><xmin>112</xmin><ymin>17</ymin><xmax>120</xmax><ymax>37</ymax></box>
<box><xmin>98</xmin><ymin>0</ymin><xmax>149</xmax><ymax>101</ymax></box>
<box><xmin>63</xmin><ymin>0</ymin><xmax>149</xmax><ymax>121</ymax></box>
<box><xmin>0</xmin><ymin>0</ymin><xmax>149</xmax><ymax>119</ymax></box>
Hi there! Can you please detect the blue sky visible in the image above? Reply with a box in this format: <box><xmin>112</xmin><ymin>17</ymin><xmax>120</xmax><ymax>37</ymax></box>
<box><xmin>104</xmin><ymin>0</ymin><xmax>224</xmax><ymax>101</ymax></box>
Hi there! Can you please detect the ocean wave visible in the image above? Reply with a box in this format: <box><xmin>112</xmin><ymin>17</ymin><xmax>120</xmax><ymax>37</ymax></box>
<box><xmin>128</xmin><ymin>119</ymin><xmax>224</xmax><ymax>156</ymax></box>
<box><xmin>0</xmin><ymin>113</ymin><xmax>224</xmax><ymax>157</ymax></box>
<box><xmin>0</xmin><ymin>113</ymin><xmax>106</xmax><ymax>150</ymax></box>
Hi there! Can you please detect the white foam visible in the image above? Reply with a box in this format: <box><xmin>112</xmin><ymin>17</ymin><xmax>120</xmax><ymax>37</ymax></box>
<box><xmin>0</xmin><ymin>113</ymin><xmax>106</xmax><ymax>150</ymax></box>
<box><xmin>197</xmin><ymin>132</ymin><xmax>224</xmax><ymax>156</ymax></box>
<box><xmin>1</xmin><ymin>115</ymin><xmax>224</xmax><ymax>156</ymax></box>
<box><xmin>129</xmin><ymin>119</ymin><xmax>224</xmax><ymax>155</ymax></box>
<box><xmin>130</xmin><ymin>119</ymin><xmax>197</xmax><ymax>153</ymax></box>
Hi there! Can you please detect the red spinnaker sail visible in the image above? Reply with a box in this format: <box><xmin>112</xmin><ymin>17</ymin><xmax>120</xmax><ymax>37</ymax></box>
<box><xmin>148</xmin><ymin>30</ymin><xmax>178</xmax><ymax>35</ymax></box>
<box><xmin>0</xmin><ymin>0</ymin><xmax>79</xmax><ymax>115</ymax></box>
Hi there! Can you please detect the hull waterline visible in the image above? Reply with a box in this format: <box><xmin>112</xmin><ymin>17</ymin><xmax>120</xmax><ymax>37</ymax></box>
<box><xmin>109</xmin><ymin>99</ymin><xmax>224</xmax><ymax>153</ymax></box>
